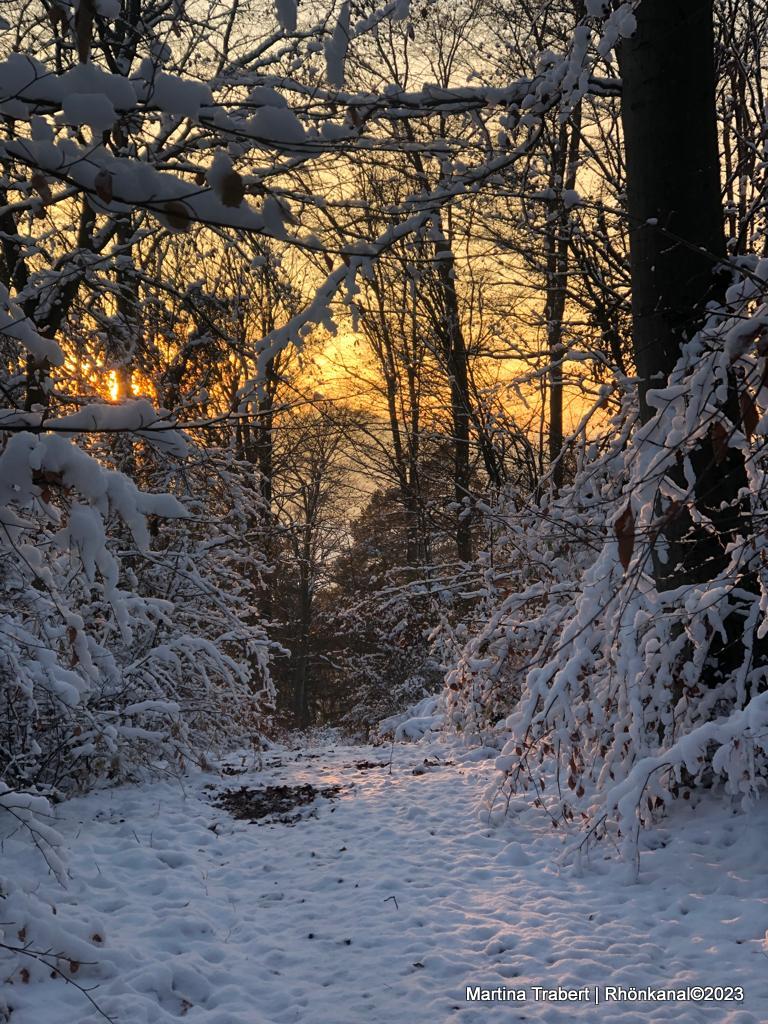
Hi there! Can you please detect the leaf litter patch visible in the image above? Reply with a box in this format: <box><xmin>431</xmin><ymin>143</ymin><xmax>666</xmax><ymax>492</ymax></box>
<box><xmin>213</xmin><ymin>782</ymin><xmax>342</xmax><ymax>825</ymax></box>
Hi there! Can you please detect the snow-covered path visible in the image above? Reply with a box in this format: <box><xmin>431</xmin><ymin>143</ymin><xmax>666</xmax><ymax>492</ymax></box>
<box><xmin>4</xmin><ymin>739</ymin><xmax>767</xmax><ymax>1024</ymax></box>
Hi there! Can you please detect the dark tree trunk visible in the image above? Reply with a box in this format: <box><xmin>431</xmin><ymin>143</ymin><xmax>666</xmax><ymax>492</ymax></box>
<box><xmin>619</xmin><ymin>0</ymin><xmax>765</xmax><ymax>699</ymax></box>
<box><xmin>401</xmin><ymin>134</ymin><xmax>473</xmax><ymax>563</ymax></box>
<box><xmin>256</xmin><ymin>359</ymin><xmax>277</xmax><ymax>513</ymax></box>
<box><xmin>620</xmin><ymin>0</ymin><xmax>725</xmax><ymax>421</ymax></box>
<box><xmin>433</xmin><ymin>236</ymin><xmax>472</xmax><ymax>564</ymax></box>
<box><xmin>292</xmin><ymin>530</ymin><xmax>313</xmax><ymax>727</ymax></box>
<box><xmin>114</xmin><ymin>216</ymin><xmax>138</xmax><ymax>402</ymax></box>
<box><xmin>619</xmin><ymin>0</ymin><xmax>749</xmax><ymax>592</ymax></box>
<box><xmin>544</xmin><ymin>108</ymin><xmax>581</xmax><ymax>490</ymax></box>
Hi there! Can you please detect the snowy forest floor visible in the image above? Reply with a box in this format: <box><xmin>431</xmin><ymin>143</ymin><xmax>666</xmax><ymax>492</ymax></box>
<box><xmin>4</xmin><ymin>736</ymin><xmax>768</xmax><ymax>1024</ymax></box>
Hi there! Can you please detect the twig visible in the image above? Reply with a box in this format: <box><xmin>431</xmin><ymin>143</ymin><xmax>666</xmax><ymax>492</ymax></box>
<box><xmin>0</xmin><ymin>942</ymin><xmax>117</xmax><ymax>1023</ymax></box>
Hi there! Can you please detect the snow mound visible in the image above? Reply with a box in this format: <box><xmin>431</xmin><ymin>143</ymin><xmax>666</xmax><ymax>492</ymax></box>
<box><xmin>379</xmin><ymin>695</ymin><xmax>443</xmax><ymax>741</ymax></box>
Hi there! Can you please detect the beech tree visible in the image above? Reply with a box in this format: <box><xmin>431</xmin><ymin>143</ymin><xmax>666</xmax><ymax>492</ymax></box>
<box><xmin>619</xmin><ymin>0</ymin><xmax>751</xmax><ymax>591</ymax></box>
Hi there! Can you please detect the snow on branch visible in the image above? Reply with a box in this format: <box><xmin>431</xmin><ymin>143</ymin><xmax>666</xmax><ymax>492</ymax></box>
<box><xmin>599</xmin><ymin>690</ymin><xmax>768</xmax><ymax>862</ymax></box>
<box><xmin>464</xmin><ymin>255</ymin><xmax>768</xmax><ymax>863</ymax></box>
<box><xmin>0</xmin><ymin>285</ymin><xmax>63</xmax><ymax>366</ymax></box>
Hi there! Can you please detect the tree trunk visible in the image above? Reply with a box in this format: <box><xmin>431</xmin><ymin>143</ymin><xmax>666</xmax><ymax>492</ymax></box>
<box><xmin>114</xmin><ymin>216</ymin><xmax>138</xmax><ymax>402</ymax></box>
<box><xmin>401</xmin><ymin>133</ymin><xmax>473</xmax><ymax>563</ymax></box>
<box><xmin>544</xmin><ymin>109</ymin><xmax>581</xmax><ymax>489</ymax></box>
<box><xmin>433</xmin><ymin>230</ymin><xmax>472</xmax><ymax>563</ymax></box>
<box><xmin>619</xmin><ymin>0</ymin><xmax>749</xmax><ymax>591</ymax></box>
<box><xmin>292</xmin><ymin>521</ymin><xmax>313</xmax><ymax>727</ymax></box>
<box><xmin>619</xmin><ymin>0</ymin><xmax>761</xmax><ymax>699</ymax></box>
<box><xmin>620</xmin><ymin>0</ymin><xmax>725</xmax><ymax>419</ymax></box>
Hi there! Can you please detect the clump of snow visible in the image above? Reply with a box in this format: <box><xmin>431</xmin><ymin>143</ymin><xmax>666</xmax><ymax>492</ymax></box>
<box><xmin>94</xmin><ymin>0</ymin><xmax>120</xmax><ymax>16</ymax></box>
<box><xmin>275</xmin><ymin>0</ymin><xmax>298</xmax><ymax>32</ymax></box>
<box><xmin>61</xmin><ymin>93</ymin><xmax>117</xmax><ymax>131</ymax></box>
<box><xmin>134</xmin><ymin>63</ymin><xmax>214</xmax><ymax>118</ymax></box>
<box><xmin>324</xmin><ymin>2</ymin><xmax>351</xmax><ymax>88</ymax></box>
<box><xmin>597</xmin><ymin>2</ymin><xmax>637</xmax><ymax>57</ymax></box>
<box><xmin>0</xmin><ymin>284</ymin><xmax>63</xmax><ymax>366</ymax></box>
<box><xmin>250</xmin><ymin>102</ymin><xmax>306</xmax><ymax>148</ymax></box>
<box><xmin>379</xmin><ymin>694</ymin><xmax>444</xmax><ymax>741</ymax></box>
<box><xmin>47</xmin><ymin>399</ymin><xmax>188</xmax><ymax>457</ymax></box>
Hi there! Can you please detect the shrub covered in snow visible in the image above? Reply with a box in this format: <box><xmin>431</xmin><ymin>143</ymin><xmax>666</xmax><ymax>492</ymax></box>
<box><xmin>0</xmin><ymin>427</ymin><xmax>276</xmax><ymax>800</ymax></box>
<box><xmin>446</xmin><ymin>266</ymin><xmax>768</xmax><ymax>860</ymax></box>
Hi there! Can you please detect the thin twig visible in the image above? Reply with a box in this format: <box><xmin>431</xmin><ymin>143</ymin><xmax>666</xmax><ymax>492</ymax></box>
<box><xmin>0</xmin><ymin>942</ymin><xmax>117</xmax><ymax>1023</ymax></box>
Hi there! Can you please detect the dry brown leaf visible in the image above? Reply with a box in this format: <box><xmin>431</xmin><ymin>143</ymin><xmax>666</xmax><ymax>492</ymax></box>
<box><xmin>31</xmin><ymin>172</ymin><xmax>52</xmax><ymax>202</ymax></box>
<box><xmin>740</xmin><ymin>388</ymin><xmax>759</xmax><ymax>439</ymax></box>
<box><xmin>710</xmin><ymin>420</ymin><xmax>730</xmax><ymax>464</ymax></box>
<box><xmin>219</xmin><ymin>170</ymin><xmax>245</xmax><ymax>208</ymax></box>
<box><xmin>615</xmin><ymin>504</ymin><xmax>634</xmax><ymax>571</ymax></box>
<box><xmin>161</xmin><ymin>201</ymin><xmax>192</xmax><ymax>232</ymax></box>
<box><xmin>94</xmin><ymin>168</ymin><xmax>113</xmax><ymax>203</ymax></box>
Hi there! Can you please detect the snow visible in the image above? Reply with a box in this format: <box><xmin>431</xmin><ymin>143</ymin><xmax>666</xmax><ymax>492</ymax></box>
<box><xmin>379</xmin><ymin>695</ymin><xmax>444</xmax><ymax>740</ymax></box>
<box><xmin>275</xmin><ymin>0</ymin><xmax>298</xmax><ymax>32</ymax></box>
<box><xmin>390</xmin><ymin>0</ymin><xmax>409</xmax><ymax>22</ymax></box>
<box><xmin>324</xmin><ymin>2</ymin><xmax>351</xmax><ymax>88</ymax></box>
<box><xmin>94</xmin><ymin>0</ymin><xmax>121</xmax><ymax>15</ymax></box>
<box><xmin>0</xmin><ymin>284</ymin><xmax>64</xmax><ymax>366</ymax></box>
<box><xmin>250</xmin><ymin>103</ymin><xmax>307</xmax><ymax>149</ymax></box>
<box><xmin>3</xmin><ymin>739</ymin><xmax>767</xmax><ymax>1023</ymax></box>
<box><xmin>61</xmin><ymin>92</ymin><xmax>117</xmax><ymax>131</ymax></box>
<box><xmin>46</xmin><ymin>398</ymin><xmax>189</xmax><ymax>456</ymax></box>
<box><xmin>136</xmin><ymin>67</ymin><xmax>214</xmax><ymax>119</ymax></box>
<box><xmin>596</xmin><ymin>3</ymin><xmax>637</xmax><ymax>58</ymax></box>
